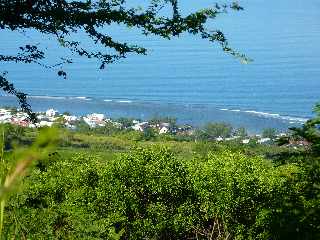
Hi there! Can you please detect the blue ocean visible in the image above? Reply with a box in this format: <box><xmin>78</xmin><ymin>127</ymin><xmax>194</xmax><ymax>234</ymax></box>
<box><xmin>0</xmin><ymin>0</ymin><xmax>319</xmax><ymax>133</ymax></box>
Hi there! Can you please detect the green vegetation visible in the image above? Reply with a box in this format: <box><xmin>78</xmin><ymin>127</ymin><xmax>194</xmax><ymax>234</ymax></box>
<box><xmin>262</xmin><ymin>128</ymin><xmax>278</xmax><ymax>139</ymax></box>
<box><xmin>290</xmin><ymin>103</ymin><xmax>320</xmax><ymax>153</ymax></box>
<box><xmin>149</xmin><ymin>116</ymin><xmax>177</xmax><ymax>127</ymax></box>
<box><xmin>0</xmin><ymin>113</ymin><xmax>319</xmax><ymax>239</ymax></box>
<box><xmin>1</xmin><ymin>1</ymin><xmax>317</xmax><ymax>238</ymax></box>
<box><xmin>116</xmin><ymin>118</ymin><xmax>135</xmax><ymax>129</ymax></box>
<box><xmin>235</xmin><ymin>127</ymin><xmax>248</xmax><ymax>138</ymax></box>
<box><xmin>0</xmin><ymin>124</ymin><xmax>27</xmax><ymax>150</ymax></box>
<box><xmin>197</xmin><ymin>122</ymin><xmax>233</xmax><ymax>140</ymax></box>
<box><xmin>0</xmin><ymin>127</ymin><xmax>58</xmax><ymax>238</ymax></box>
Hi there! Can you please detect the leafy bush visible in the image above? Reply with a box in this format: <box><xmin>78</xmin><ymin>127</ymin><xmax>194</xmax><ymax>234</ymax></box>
<box><xmin>98</xmin><ymin>147</ymin><xmax>197</xmax><ymax>239</ymax></box>
<box><xmin>1</xmin><ymin>145</ymin><xmax>319</xmax><ymax>239</ymax></box>
<box><xmin>189</xmin><ymin>150</ymin><xmax>300</xmax><ymax>239</ymax></box>
<box><xmin>0</xmin><ymin>127</ymin><xmax>58</xmax><ymax>239</ymax></box>
<box><xmin>262</xmin><ymin>128</ymin><xmax>278</xmax><ymax>139</ymax></box>
<box><xmin>116</xmin><ymin>117</ymin><xmax>135</xmax><ymax>129</ymax></box>
<box><xmin>2</xmin><ymin>148</ymin><xmax>194</xmax><ymax>239</ymax></box>
<box><xmin>0</xmin><ymin>123</ymin><xmax>27</xmax><ymax>150</ymax></box>
<box><xmin>197</xmin><ymin>122</ymin><xmax>233</xmax><ymax>140</ymax></box>
<box><xmin>290</xmin><ymin>103</ymin><xmax>320</xmax><ymax>154</ymax></box>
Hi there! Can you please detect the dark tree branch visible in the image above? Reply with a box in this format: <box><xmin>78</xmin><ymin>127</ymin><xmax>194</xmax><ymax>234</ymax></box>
<box><xmin>0</xmin><ymin>72</ymin><xmax>37</xmax><ymax>122</ymax></box>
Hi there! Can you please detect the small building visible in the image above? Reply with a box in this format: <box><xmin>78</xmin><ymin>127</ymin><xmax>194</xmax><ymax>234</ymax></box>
<box><xmin>132</xmin><ymin>120</ymin><xmax>140</xmax><ymax>124</ymax></box>
<box><xmin>83</xmin><ymin>113</ymin><xmax>106</xmax><ymax>127</ymax></box>
<box><xmin>0</xmin><ymin>109</ymin><xmax>12</xmax><ymax>115</ymax></box>
<box><xmin>64</xmin><ymin>115</ymin><xmax>78</xmax><ymax>122</ymax></box>
<box><xmin>225</xmin><ymin>136</ymin><xmax>240</xmax><ymax>141</ymax></box>
<box><xmin>215</xmin><ymin>137</ymin><xmax>224</xmax><ymax>142</ymax></box>
<box><xmin>11</xmin><ymin>117</ymin><xmax>30</xmax><ymax>127</ymax></box>
<box><xmin>83</xmin><ymin>118</ymin><xmax>97</xmax><ymax>128</ymax></box>
<box><xmin>242</xmin><ymin>139</ymin><xmax>250</xmax><ymax>144</ymax></box>
<box><xmin>37</xmin><ymin>121</ymin><xmax>54</xmax><ymax>127</ymax></box>
<box><xmin>159</xmin><ymin>126</ymin><xmax>169</xmax><ymax>134</ymax></box>
<box><xmin>132</xmin><ymin>122</ymin><xmax>149</xmax><ymax>132</ymax></box>
<box><xmin>0</xmin><ymin>114</ymin><xmax>11</xmax><ymax>123</ymax></box>
<box><xmin>46</xmin><ymin>109</ymin><xmax>58</xmax><ymax>117</ymax></box>
<box><xmin>87</xmin><ymin>113</ymin><xmax>105</xmax><ymax>121</ymax></box>
<box><xmin>286</xmin><ymin>139</ymin><xmax>311</xmax><ymax>148</ymax></box>
<box><xmin>258</xmin><ymin>138</ymin><xmax>271</xmax><ymax>144</ymax></box>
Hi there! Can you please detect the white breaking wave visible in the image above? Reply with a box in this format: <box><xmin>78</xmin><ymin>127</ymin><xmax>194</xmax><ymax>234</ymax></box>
<box><xmin>117</xmin><ymin>100</ymin><xmax>133</xmax><ymax>103</ymax></box>
<box><xmin>278</xmin><ymin>116</ymin><xmax>308</xmax><ymax>123</ymax></box>
<box><xmin>244</xmin><ymin>110</ymin><xmax>280</xmax><ymax>117</ymax></box>
<box><xmin>220</xmin><ymin>108</ymin><xmax>308</xmax><ymax>123</ymax></box>
<box><xmin>70</xmin><ymin>96</ymin><xmax>91</xmax><ymax>101</ymax></box>
<box><xmin>29</xmin><ymin>95</ymin><xmax>93</xmax><ymax>101</ymax></box>
<box><xmin>103</xmin><ymin>99</ymin><xmax>113</xmax><ymax>102</ymax></box>
<box><xmin>244</xmin><ymin>110</ymin><xmax>307</xmax><ymax>122</ymax></box>
<box><xmin>29</xmin><ymin>95</ymin><xmax>67</xmax><ymax>100</ymax></box>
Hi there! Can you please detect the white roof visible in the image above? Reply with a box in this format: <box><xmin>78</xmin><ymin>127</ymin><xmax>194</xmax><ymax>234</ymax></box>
<box><xmin>215</xmin><ymin>137</ymin><xmax>224</xmax><ymax>141</ymax></box>
<box><xmin>258</xmin><ymin>138</ymin><xmax>271</xmax><ymax>143</ymax></box>
<box><xmin>37</xmin><ymin>121</ymin><xmax>54</xmax><ymax>127</ymax></box>
<box><xmin>242</xmin><ymin>139</ymin><xmax>250</xmax><ymax>144</ymax></box>
<box><xmin>86</xmin><ymin>113</ymin><xmax>105</xmax><ymax>121</ymax></box>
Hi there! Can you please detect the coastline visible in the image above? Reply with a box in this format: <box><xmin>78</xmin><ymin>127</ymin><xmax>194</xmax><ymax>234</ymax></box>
<box><xmin>0</xmin><ymin>95</ymin><xmax>308</xmax><ymax>134</ymax></box>
<box><xmin>0</xmin><ymin>107</ymin><xmax>292</xmax><ymax>146</ymax></box>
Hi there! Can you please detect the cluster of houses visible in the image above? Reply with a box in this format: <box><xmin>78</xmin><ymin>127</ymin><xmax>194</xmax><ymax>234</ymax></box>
<box><xmin>0</xmin><ymin>108</ymin><xmax>175</xmax><ymax>134</ymax></box>
<box><xmin>0</xmin><ymin>108</ymin><xmax>31</xmax><ymax>127</ymax></box>
<box><xmin>131</xmin><ymin>121</ymin><xmax>193</xmax><ymax>135</ymax></box>
<box><xmin>0</xmin><ymin>108</ymin><xmax>76</xmax><ymax>128</ymax></box>
<box><xmin>208</xmin><ymin>135</ymin><xmax>275</xmax><ymax>144</ymax></box>
<box><xmin>0</xmin><ymin>107</ymin><xmax>309</xmax><ymax>148</ymax></box>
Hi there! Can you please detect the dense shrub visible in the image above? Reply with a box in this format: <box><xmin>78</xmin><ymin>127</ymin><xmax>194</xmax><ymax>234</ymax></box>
<box><xmin>97</xmin><ymin>147</ymin><xmax>197</xmax><ymax>239</ymax></box>
<box><xmin>4</xmin><ymin>148</ymin><xmax>196</xmax><ymax>239</ymax></box>
<box><xmin>1</xmin><ymin>146</ymin><xmax>319</xmax><ymax>239</ymax></box>
<box><xmin>0</xmin><ymin>123</ymin><xmax>28</xmax><ymax>149</ymax></box>
<box><xmin>197</xmin><ymin>122</ymin><xmax>233</xmax><ymax>140</ymax></box>
<box><xmin>262</xmin><ymin>128</ymin><xmax>278</xmax><ymax>139</ymax></box>
<box><xmin>189</xmin><ymin>151</ymin><xmax>300</xmax><ymax>239</ymax></box>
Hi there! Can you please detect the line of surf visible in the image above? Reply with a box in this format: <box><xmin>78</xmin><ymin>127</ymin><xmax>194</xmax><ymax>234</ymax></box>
<box><xmin>27</xmin><ymin>95</ymin><xmax>136</xmax><ymax>103</ymax></box>
<box><xmin>220</xmin><ymin>108</ymin><xmax>308</xmax><ymax>123</ymax></box>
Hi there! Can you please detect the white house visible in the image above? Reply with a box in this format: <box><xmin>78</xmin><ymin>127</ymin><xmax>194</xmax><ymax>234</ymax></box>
<box><xmin>0</xmin><ymin>109</ymin><xmax>12</xmax><ymax>123</ymax></box>
<box><xmin>64</xmin><ymin>115</ymin><xmax>78</xmax><ymax>122</ymax></box>
<box><xmin>132</xmin><ymin>122</ymin><xmax>149</xmax><ymax>132</ymax></box>
<box><xmin>83</xmin><ymin>117</ymin><xmax>97</xmax><ymax>128</ymax></box>
<box><xmin>83</xmin><ymin>113</ymin><xmax>106</xmax><ymax>127</ymax></box>
<box><xmin>242</xmin><ymin>139</ymin><xmax>250</xmax><ymax>144</ymax></box>
<box><xmin>258</xmin><ymin>138</ymin><xmax>271</xmax><ymax>144</ymax></box>
<box><xmin>225</xmin><ymin>136</ymin><xmax>240</xmax><ymax>141</ymax></box>
<box><xmin>87</xmin><ymin>113</ymin><xmax>105</xmax><ymax>121</ymax></box>
<box><xmin>46</xmin><ymin>109</ymin><xmax>58</xmax><ymax>117</ymax></box>
<box><xmin>37</xmin><ymin>121</ymin><xmax>54</xmax><ymax>127</ymax></box>
<box><xmin>0</xmin><ymin>114</ymin><xmax>11</xmax><ymax>123</ymax></box>
<box><xmin>0</xmin><ymin>109</ymin><xmax>11</xmax><ymax>115</ymax></box>
<box><xmin>159</xmin><ymin>126</ymin><xmax>169</xmax><ymax>134</ymax></box>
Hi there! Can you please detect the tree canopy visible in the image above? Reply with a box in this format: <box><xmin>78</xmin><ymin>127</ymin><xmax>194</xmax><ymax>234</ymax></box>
<box><xmin>0</xmin><ymin>0</ymin><xmax>249</xmax><ymax>121</ymax></box>
<box><xmin>290</xmin><ymin>103</ymin><xmax>320</xmax><ymax>153</ymax></box>
<box><xmin>197</xmin><ymin>122</ymin><xmax>233</xmax><ymax>140</ymax></box>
